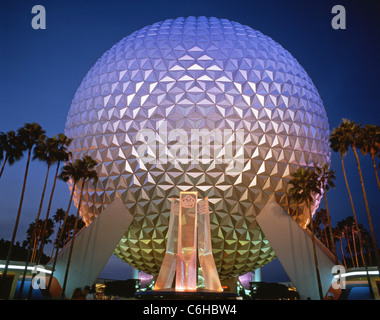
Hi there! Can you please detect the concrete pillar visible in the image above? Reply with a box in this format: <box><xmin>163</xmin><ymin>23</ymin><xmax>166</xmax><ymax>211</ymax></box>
<box><xmin>254</xmin><ymin>268</ymin><xmax>261</xmax><ymax>282</ymax></box>
<box><xmin>48</xmin><ymin>198</ymin><xmax>133</xmax><ymax>299</ymax></box>
<box><xmin>256</xmin><ymin>199</ymin><xmax>341</xmax><ymax>300</ymax></box>
<box><xmin>132</xmin><ymin>267</ymin><xmax>139</xmax><ymax>280</ymax></box>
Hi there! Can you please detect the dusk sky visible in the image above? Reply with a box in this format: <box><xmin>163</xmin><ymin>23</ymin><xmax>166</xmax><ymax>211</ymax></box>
<box><xmin>0</xmin><ymin>0</ymin><xmax>379</xmax><ymax>282</ymax></box>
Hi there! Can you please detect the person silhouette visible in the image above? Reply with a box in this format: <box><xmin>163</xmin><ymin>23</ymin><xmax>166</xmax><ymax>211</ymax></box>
<box><xmin>71</xmin><ymin>288</ymin><xmax>85</xmax><ymax>300</ymax></box>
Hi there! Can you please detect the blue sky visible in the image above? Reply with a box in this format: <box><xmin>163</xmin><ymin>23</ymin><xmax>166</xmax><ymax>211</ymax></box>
<box><xmin>0</xmin><ymin>0</ymin><xmax>379</xmax><ymax>282</ymax></box>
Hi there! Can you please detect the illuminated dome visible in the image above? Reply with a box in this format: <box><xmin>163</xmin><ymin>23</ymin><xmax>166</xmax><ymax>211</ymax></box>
<box><xmin>65</xmin><ymin>17</ymin><xmax>330</xmax><ymax>279</ymax></box>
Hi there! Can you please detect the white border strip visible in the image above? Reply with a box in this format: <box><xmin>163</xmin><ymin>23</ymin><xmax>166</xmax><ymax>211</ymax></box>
<box><xmin>333</xmin><ymin>270</ymin><xmax>379</xmax><ymax>279</ymax></box>
<box><xmin>0</xmin><ymin>264</ymin><xmax>52</xmax><ymax>274</ymax></box>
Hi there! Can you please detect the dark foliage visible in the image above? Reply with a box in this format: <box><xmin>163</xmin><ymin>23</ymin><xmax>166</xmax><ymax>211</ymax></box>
<box><xmin>0</xmin><ymin>238</ymin><xmax>50</xmax><ymax>264</ymax></box>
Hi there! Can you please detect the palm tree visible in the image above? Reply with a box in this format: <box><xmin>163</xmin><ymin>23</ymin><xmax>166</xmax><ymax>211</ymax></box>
<box><xmin>21</xmin><ymin>219</ymin><xmax>54</xmax><ymax>263</ymax></box>
<box><xmin>18</xmin><ymin>136</ymin><xmax>61</xmax><ymax>297</ymax></box>
<box><xmin>0</xmin><ymin>130</ymin><xmax>24</xmax><ymax>180</ymax></box>
<box><xmin>50</xmin><ymin>208</ymin><xmax>66</xmax><ymax>259</ymax></box>
<box><xmin>335</xmin><ymin>218</ymin><xmax>374</xmax><ymax>298</ymax></box>
<box><xmin>361</xmin><ymin>227</ymin><xmax>374</xmax><ymax>266</ymax></box>
<box><xmin>351</xmin><ymin>225</ymin><xmax>360</xmax><ymax>266</ymax></box>
<box><xmin>313</xmin><ymin>216</ymin><xmax>326</xmax><ymax>249</ymax></box>
<box><xmin>346</xmin><ymin>216</ymin><xmax>359</xmax><ymax>268</ymax></box>
<box><xmin>289</xmin><ymin>166</ymin><xmax>323</xmax><ymax>300</ymax></box>
<box><xmin>52</xmin><ymin>214</ymin><xmax>85</xmax><ymax>251</ymax></box>
<box><xmin>358</xmin><ymin>124</ymin><xmax>380</xmax><ymax>190</ymax></box>
<box><xmin>63</xmin><ymin>215</ymin><xmax>76</xmax><ymax>246</ymax></box>
<box><xmin>22</xmin><ymin>220</ymin><xmax>44</xmax><ymax>263</ymax></box>
<box><xmin>46</xmin><ymin>156</ymin><xmax>98</xmax><ymax>297</ymax></box>
<box><xmin>289</xmin><ymin>196</ymin><xmax>302</xmax><ymax>225</ymax></box>
<box><xmin>315</xmin><ymin>209</ymin><xmax>329</xmax><ymax>250</ymax></box>
<box><xmin>46</xmin><ymin>159</ymin><xmax>82</xmax><ymax>294</ymax></box>
<box><xmin>330</xmin><ymin>120</ymin><xmax>374</xmax><ymax>293</ymax></box>
<box><xmin>36</xmin><ymin>134</ymin><xmax>72</xmax><ymax>264</ymax></box>
<box><xmin>354</xmin><ymin>224</ymin><xmax>368</xmax><ymax>267</ymax></box>
<box><xmin>330</xmin><ymin>119</ymin><xmax>380</xmax><ymax>270</ymax></box>
<box><xmin>60</xmin><ymin>155</ymin><xmax>98</xmax><ymax>299</ymax></box>
<box><xmin>0</xmin><ymin>123</ymin><xmax>45</xmax><ymax>291</ymax></box>
<box><xmin>333</xmin><ymin>224</ymin><xmax>347</xmax><ymax>269</ymax></box>
<box><xmin>315</xmin><ymin>164</ymin><xmax>338</xmax><ymax>263</ymax></box>
<box><xmin>341</xmin><ymin>218</ymin><xmax>355</xmax><ymax>268</ymax></box>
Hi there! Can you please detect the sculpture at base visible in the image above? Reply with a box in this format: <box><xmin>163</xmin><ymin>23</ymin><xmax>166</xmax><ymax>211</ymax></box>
<box><xmin>154</xmin><ymin>191</ymin><xmax>222</xmax><ymax>292</ymax></box>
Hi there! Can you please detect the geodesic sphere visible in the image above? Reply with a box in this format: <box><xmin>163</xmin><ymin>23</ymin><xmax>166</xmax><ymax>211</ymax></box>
<box><xmin>65</xmin><ymin>17</ymin><xmax>330</xmax><ymax>279</ymax></box>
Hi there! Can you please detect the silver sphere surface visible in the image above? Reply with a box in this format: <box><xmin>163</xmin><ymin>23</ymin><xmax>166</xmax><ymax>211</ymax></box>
<box><xmin>65</xmin><ymin>17</ymin><xmax>330</xmax><ymax>279</ymax></box>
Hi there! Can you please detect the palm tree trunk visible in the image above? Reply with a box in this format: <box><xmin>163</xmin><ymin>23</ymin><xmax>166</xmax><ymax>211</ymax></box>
<box><xmin>359</xmin><ymin>237</ymin><xmax>366</xmax><ymax>266</ymax></box>
<box><xmin>30</xmin><ymin>233</ymin><xmax>38</xmax><ymax>263</ymax></box>
<box><xmin>351</xmin><ymin>226</ymin><xmax>359</xmax><ymax>268</ymax></box>
<box><xmin>31</xmin><ymin>235</ymin><xmax>38</xmax><ymax>262</ymax></box>
<box><xmin>323</xmin><ymin>222</ymin><xmax>329</xmax><ymax>251</ymax></box>
<box><xmin>366</xmin><ymin>243</ymin><xmax>373</xmax><ymax>266</ymax></box>
<box><xmin>36</xmin><ymin>161</ymin><xmax>61</xmax><ymax>264</ymax></box>
<box><xmin>308</xmin><ymin>203</ymin><xmax>324</xmax><ymax>300</ymax></box>
<box><xmin>34</xmin><ymin>231</ymin><xmax>42</xmax><ymax>263</ymax></box>
<box><xmin>352</xmin><ymin>147</ymin><xmax>380</xmax><ymax>270</ymax></box>
<box><xmin>323</xmin><ymin>190</ymin><xmax>338</xmax><ymax>263</ymax></box>
<box><xmin>0</xmin><ymin>148</ymin><xmax>31</xmax><ymax>295</ymax></box>
<box><xmin>18</xmin><ymin>163</ymin><xmax>51</xmax><ymax>298</ymax></box>
<box><xmin>46</xmin><ymin>181</ymin><xmax>77</xmax><ymax>294</ymax></box>
<box><xmin>370</xmin><ymin>151</ymin><xmax>380</xmax><ymax>191</ymax></box>
<box><xmin>320</xmin><ymin>214</ymin><xmax>329</xmax><ymax>250</ymax></box>
<box><xmin>345</xmin><ymin>232</ymin><xmax>355</xmax><ymax>267</ymax></box>
<box><xmin>340</xmin><ymin>153</ymin><xmax>373</xmax><ymax>295</ymax></box>
<box><xmin>0</xmin><ymin>153</ymin><xmax>8</xmax><ymax>180</ymax></box>
<box><xmin>50</xmin><ymin>220</ymin><xmax>62</xmax><ymax>260</ymax></box>
<box><xmin>294</xmin><ymin>199</ymin><xmax>300</xmax><ymax>224</ymax></box>
<box><xmin>339</xmin><ymin>237</ymin><xmax>347</xmax><ymax>269</ymax></box>
<box><xmin>340</xmin><ymin>154</ymin><xmax>366</xmax><ymax>264</ymax></box>
<box><xmin>66</xmin><ymin>229</ymin><xmax>71</xmax><ymax>246</ymax></box>
<box><xmin>61</xmin><ymin>178</ymin><xmax>86</xmax><ymax>300</ymax></box>
<box><xmin>322</xmin><ymin>225</ymin><xmax>327</xmax><ymax>248</ymax></box>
